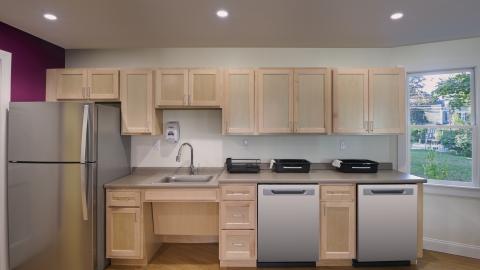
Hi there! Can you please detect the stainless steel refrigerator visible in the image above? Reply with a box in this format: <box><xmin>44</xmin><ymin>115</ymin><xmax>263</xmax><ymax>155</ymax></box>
<box><xmin>7</xmin><ymin>102</ymin><xmax>131</xmax><ymax>270</ymax></box>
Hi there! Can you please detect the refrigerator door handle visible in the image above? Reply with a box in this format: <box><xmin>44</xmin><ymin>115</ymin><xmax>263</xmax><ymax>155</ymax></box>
<box><xmin>80</xmin><ymin>104</ymin><xmax>89</xmax><ymax>163</ymax></box>
<box><xmin>80</xmin><ymin>164</ymin><xmax>88</xmax><ymax>221</ymax></box>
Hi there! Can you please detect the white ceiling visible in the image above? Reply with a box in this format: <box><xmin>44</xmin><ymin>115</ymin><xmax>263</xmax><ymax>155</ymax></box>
<box><xmin>1</xmin><ymin>0</ymin><xmax>480</xmax><ymax>49</ymax></box>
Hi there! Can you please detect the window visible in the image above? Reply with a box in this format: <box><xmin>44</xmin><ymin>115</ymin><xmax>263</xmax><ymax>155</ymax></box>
<box><xmin>408</xmin><ymin>69</ymin><xmax>477</xmax><ymax>186</ymax></box>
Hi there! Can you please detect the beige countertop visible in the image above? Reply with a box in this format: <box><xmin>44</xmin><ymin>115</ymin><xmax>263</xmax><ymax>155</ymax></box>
<box><xmin>104</xmin><ymin>167</ymin><xmax>224</xmax><ymax>189</ymax></box>
<box><xmin>105</xmin><ymin>167</ymin><xmax>426</xmax><ymax>189</ymax></box>
<box><xmin>218</xmin><ymin>169</ymin><xmax>426</xmax><ymax>184</ymax></box>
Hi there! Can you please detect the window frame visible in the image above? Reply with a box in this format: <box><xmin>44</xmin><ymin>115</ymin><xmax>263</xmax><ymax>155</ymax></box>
<box><xmin>405</xmin><ymin>67</ymin><xmax>479</xmax><ymax>188</ymax></box>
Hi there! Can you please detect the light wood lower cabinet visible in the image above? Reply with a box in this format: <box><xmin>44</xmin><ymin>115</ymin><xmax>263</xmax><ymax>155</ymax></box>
<box><xmin>106</xmin><ymin>207</ymin><xmax>142</xmax><ymax>258</ymax></box>
<box><xmin>219</xmin><ymin>184</ymin><xmax>257</xmax><ymax>267</ymax></box>
<box><xmin>220</xmin><ymin>230</ymin><xmax>256</xmax><ymax>261</ymax></box>
<box><xmin>319</xmin><ymin>185</ymin><xmax>356</xmax><ymax>264</ymax></box>
<box><xmin>320</xmin><ymin>201</ymin><xmax>356</xmax><ymax>259</ymax></box>
<box><xmin>220</xmin><ymin>201</ymin><xmax>256</xmax><ymax>230</ymax></box>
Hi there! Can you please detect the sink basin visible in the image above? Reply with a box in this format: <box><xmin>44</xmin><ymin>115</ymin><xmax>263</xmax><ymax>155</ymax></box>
<box><xmin>153</xmin><ymin>175</ymin><xmax>214</xmax><ymax>184</ymax></box>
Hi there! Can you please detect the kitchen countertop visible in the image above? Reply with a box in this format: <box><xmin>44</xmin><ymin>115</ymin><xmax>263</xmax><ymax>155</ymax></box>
<box><xmin>104</xmin><ymin>167</ymin><xmax>224</xmax><ymax>189</ymax></box>
<box><xmin>105</xmin><ymin>167</ymin><xmax>426</xmax><ymax>189</ymax></box>
<box><xmin>218</xmin><ymin>169</ymin><xmax>426</xmax><ymax>184</ymax></box>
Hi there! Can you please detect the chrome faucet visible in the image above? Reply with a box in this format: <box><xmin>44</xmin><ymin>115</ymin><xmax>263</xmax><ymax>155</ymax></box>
<box><xmin>176</xmin><ymin>142</ymin><xmax>195</xmax><ymax>175</ymax></box>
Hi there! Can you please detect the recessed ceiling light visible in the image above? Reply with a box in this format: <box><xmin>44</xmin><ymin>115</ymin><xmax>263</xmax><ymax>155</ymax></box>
<box><xmin>43</xmin><ymin>13</ymin><xmax>57</xmax><ymax>21</ymax></box>
<box><xmin>216</xmin><ymin>9</ymin><xmax>229</xmax><ymax>18</ymax></box>
<box><xmin>390</xmin><ymin>12</ymin><xmax>404</xmax><ymax>20</ymax></box>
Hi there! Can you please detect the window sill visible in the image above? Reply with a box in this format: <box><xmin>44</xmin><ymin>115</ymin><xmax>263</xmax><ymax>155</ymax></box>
<box><xmin>424</xmin><ymin>182</ymin><xmax>480</xmax><ymax>199</ymax></box>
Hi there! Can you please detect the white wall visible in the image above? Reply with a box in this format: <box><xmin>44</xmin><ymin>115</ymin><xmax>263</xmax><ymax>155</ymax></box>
<box><xmin>0</xmin><ymin>50</ymin><xmax>12</xmax><ymax>270</ymax></box>
<box><xmin>392</xmin><ymin>37</ymin><xmax>480</xmax><ymax>258</ymax></box>
<box><xmin>65</xmin><ymin>39</ymin><xmax>480</xmax><ymax>259</ymax></box>
<box><xmin>66</xmin><ymin>47</ymin><xmax>398</xmax><ymax>167</ymax></box>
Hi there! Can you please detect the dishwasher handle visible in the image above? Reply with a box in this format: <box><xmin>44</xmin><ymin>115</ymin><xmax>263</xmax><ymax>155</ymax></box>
<box><xmin>263</xmin><ymin>188</ymin><xmax>315</xmax><ymax>195</ymax></box>
<box><xmin>363</xmin><ymin>188</ymin><xmax>414</xmax><ymax>196</ymax></box>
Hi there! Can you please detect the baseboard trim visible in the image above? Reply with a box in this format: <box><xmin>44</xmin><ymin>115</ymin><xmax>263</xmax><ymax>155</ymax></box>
<box><xmin>424</xmin><ymin>237</ymin><xmax>480</xmax><ymax>259</ymax></box>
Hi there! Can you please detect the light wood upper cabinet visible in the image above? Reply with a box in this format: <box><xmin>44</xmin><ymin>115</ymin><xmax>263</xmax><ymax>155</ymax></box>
<box><xmin>120</xmin><ymin>69</ymin><xmax>162</xmax><ymax>135</ymax></box>
<box><xmin>106</xmin><ymin>207</ymin><xmax>142</xmax><ymax>259</ymax></box>
<box><xmin>50</xmin><ymin>68</ymin><xmax>119</xmax><ymax>100</ymax></box>
<box><xmin>294</xmin><ymin>68</ymin><xmax>332</xmax><ymax>133</ymax></box>
<box><xmin>256</xmin><ymin>69</ymin><xmax>294</xmax><ymax>133</ymax></box>
<box><xmin>369</xmin><ymin>68</ymin><xmax>405</xmax><ymax>134</ymax></box>
<box><xmin>87</xmin><ymin>69</ymin><xmax>119</xmax><ymax>100</ymax></box>
<box><xmin>189</xmin><ymin>69</ymin><xmax>222</xmax><ymax>106</ymax></box>
<box><xmin>332</xmin><ymin>68</ymin><xmax>369</xmax><ymax>134</ymax></box>
<box><xmin>333</xmin><ymin>67</ymin><xmax>406</xmax><ymax>134</ymax></box>
<box><xmin>224</xmin><ymin>69</ymin><xmax>255</xmax><ymax>134</ymax></box>
<box><xmin>155</xmin><ymin>69</ymin><xmax>188</xmax><ymax>106</ymax></box>
<box><xmin>320</xmin><ymin>201</ymin><xmax>356</xmax><ymax>259</ymax></box>
<box><xmin>56</xmin><ymin>69</ymin><xmax>87</xmax><ymax>100</ymax></box>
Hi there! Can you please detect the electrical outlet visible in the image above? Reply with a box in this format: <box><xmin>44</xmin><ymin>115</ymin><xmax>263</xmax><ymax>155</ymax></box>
<box><xmin>242</xmin><ymin>139</ymin><xmax>249</xmax><ymax>147</ymax></box>
<box><xmin>339</xmin><ymin>140</ymin><xmax>347</xmax><ymax>151</ymax></box>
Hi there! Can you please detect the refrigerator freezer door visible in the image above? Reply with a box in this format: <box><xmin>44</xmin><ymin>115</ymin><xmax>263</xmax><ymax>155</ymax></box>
<box><xmin>8</xmin><ymin>102</ymin><xmax>96</xmax><ymax>163</ymax></box>
<box><xmin>7</xmin><ymin>162</ymin><xmax>95</xmax><ymax>270</ymax></box>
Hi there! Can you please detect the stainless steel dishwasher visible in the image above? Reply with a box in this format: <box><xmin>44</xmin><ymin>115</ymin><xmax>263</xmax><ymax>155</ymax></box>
<box><xmin>258</xmin><ymin>184</ymin><xmax>319</xmax><ymax>264</ymax></box>
<box><xmin>357</xmin><ymin>184</ymin><xmax>418</xmax><ymax>264</ymax></box>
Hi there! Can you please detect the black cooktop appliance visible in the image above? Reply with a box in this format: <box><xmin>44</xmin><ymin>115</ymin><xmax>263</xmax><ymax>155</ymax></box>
<box><xmin>271</xmin><ymin>159</ymin><xmax>311</xmax><ymax>173</ymax></box>
<box><xmin>226</xmin><ymin>158</ymin><xmax>261</xmax><ymax>173</ymax></box>
<box><xmin>332</xmin><ymin>159</ymin><xmax>379</xmax><ymax>173</ymax></box>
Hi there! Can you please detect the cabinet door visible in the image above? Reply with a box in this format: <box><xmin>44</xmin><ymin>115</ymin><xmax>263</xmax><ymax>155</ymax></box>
<box><xmin>368</xmin><ymin>68</ymin><xmax>405</xmax><ymax>134</ymax></box>
<box><xmin>256</xmin><ymin>69</ymin><xmax>294</xmax><ymax>133</ymax></box>
<box><xmin>56</xmin><ymin>69</ymin><xmax>87</xmax><ymax>100</ymax></box>
<box><xmin>332</xmin><ymin>69</ymin><xmax>369</xmax><ymax>134</ymax></box>
<box><xmin>320</xmin><ymin>201</ymin><xmax>356</xmax><ymax>259</ymax></box>
<box><xmin>120</xmin><ymin>69</ymin><xmax>154</xmax><ymax>134</ymax></box>
<box><xmin>87</xmin><ymin>69</ymin><xmax>119</xmax><ymax>100</ymax></box>
<box><xmin>294</xmin><ymin>68</ymin><xmax>332</xmax><ymax>133</ymax></box>
<box><xmin>155</xmin><ymin>69</ymin><xmax>188</xmax><ymax>106</ymax></box>
<box><xmin>224</xmin><ymin>69</ymin><xmax>255</xmax><ymax>134</ymax></box>
<box><xmin>189</xmin><ymin>69</ymin><xmax>222</xmax><ymax>106</ymax></box>
<box><xmin>106</xmin><ymin>207</ymin><xmax>142</xmax><ymax>258</ymax></box>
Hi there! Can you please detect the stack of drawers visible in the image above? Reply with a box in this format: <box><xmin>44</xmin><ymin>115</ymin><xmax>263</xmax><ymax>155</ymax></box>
<box><xmin>219</xmin><ymin>184</ymin><xmax>257</xmax><ymax>267</ymax></box>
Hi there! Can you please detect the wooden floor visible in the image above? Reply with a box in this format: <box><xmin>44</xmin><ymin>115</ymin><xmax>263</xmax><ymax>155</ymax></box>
<box><xmin>107</xmin><ymin>243</ymin><xmax>480</xmax><ymax>270</ymax></box>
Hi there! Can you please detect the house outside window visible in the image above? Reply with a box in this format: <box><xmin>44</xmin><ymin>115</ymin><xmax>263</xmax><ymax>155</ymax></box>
<box><xmin>408</xmin><ymin>69</ymin><xmax>477</xmax><ymax>186</ymax></box>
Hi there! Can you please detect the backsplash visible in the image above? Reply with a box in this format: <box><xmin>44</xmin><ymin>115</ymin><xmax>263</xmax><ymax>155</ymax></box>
<box><xmin>132</xmin><ymin>110</ymin><xmax>398</xmax><ymax>168</ymax></box>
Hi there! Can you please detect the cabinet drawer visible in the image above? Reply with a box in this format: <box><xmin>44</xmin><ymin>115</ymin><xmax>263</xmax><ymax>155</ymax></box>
<box><xmin>107</xmin><ymin>191</ymin><xmax>141</xmax><ymax>207</ymax></box>
<box><xmin>220</xmin><ymin>185</ymin><xmax>256</xmax><ymax>201</ymax></box>
<box><xmin>321</xmin><ymin>185</ymin><xmax>355</xmax><ymax>201</ymax></box>
<box><xmin>220</xmin><ymin>230</ymin><xmax>256</xmax><ymax>260</ymax></box>
<box><xmin>220</xmin><ymin>201</ymin><xmax>256</xmax><ymax>229</ymax></box>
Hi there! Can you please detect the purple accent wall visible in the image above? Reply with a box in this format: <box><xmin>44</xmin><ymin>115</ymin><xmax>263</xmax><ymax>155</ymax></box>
<box><xmin>0</xmin><ymin>22</ymin><xmax>65</xmax><ymax>101</ymax></box>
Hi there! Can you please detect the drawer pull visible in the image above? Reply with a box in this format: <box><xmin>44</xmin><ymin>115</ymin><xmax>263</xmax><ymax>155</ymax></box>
<box><xmin>112</xmin><ymin>197</ymin><xmax>134</xmax><ymax>201</ymax></box>
<box><xmin>326</xmin><ymin>191</ymin><xmax>351</xmax><ymax>195</ymax></box>
<box><xmin>232</xmin><ymin>242</ymin><xmax>244</xmax><ymax>247</ymax></box>
<box><xmin>232</xmin><ymin>214</ymin><xmax>244</xmax><ymax>218</ymax></box>
<box><xmin>227</xmin><ymin>192</ymin><xmax>248</xmax><ymax>196</ymax></box>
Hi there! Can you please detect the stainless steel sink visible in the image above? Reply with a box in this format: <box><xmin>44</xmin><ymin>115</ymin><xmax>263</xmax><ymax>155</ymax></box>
<box><xmin>153</xmin><ymin>175</ymin><xmax>214</xmax><ymax>184</ymax></box>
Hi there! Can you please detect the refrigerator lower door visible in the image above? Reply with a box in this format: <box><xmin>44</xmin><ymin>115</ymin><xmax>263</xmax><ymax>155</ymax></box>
<box><xmin>7</xmin><ymin>163</ymin><xmax>95</xmax><ymax>270</ymax></box>
<box><xmin>8</xmin><ymin>102</ymin><xmax>96</xmax><ymax>163</ymax></box>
